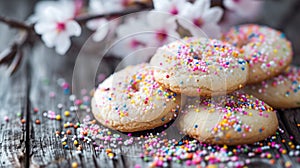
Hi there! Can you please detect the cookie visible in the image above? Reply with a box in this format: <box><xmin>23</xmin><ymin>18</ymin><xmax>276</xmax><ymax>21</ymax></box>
<box><xmin>223</xmin><ymin>24</ymin><xmax>293</xmax><ymax>84</ymax></box>
<box><xmin>245</xmin><ymin>66</ymin><xmax>300</xmax><ymax>109</ymax></box>
<box><xmin>92</xmin><ymin>63</ymin><xmax>183</xmax><ymax>132</ymax></box>
<box><xmin>177</xmin><ymin>92</ymin><xmax>278</xmax><ymax>145</ymax></box>
<box><xmin>150</xmin><ymin>37</ymin><xmax>249</xmax><ymax>97</ymax></box>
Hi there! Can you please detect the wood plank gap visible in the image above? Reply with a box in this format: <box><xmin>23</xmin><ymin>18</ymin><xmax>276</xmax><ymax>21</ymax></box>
<box><xmin>24</xmin><ymin>58</ymin><xmax>32</xmax><ymax>168</ymax></box>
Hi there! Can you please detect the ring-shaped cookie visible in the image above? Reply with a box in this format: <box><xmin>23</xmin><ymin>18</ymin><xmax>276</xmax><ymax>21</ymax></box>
<box><xmin>177</xmin><ymin>92</ymin><xmax>278</xmax><ymax>145</ymax></box>
<box><xmin>246</xmin><ymin>66</ymin><xmax>300</xmax><ymax>109</ymax></box>
<box><xmin>150</xmin><ymin>37</ymin><xmax>249</xmax><ymax>97</ymax></box>
<box><xmin>92</xmin><ymin>64</ymin><xmax>182</xmax><ymax>132</ymax></box>
<box><xmin>224</xmin><ymin>24</ymin><xmax>292</xmax><ymax>84</ymax></box>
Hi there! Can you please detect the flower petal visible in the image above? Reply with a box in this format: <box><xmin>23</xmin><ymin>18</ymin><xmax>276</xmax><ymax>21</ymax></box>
<box><xmin>203</xmin><ymin>7</ymin><xmax>224</xmax><ymax>23</ymax></box>
<box><xmin>66</xmin><ymin>20</ymin><xmax>81</xmax><ymax>36</ymax></box>
<box><xmin>41</xmin><ymin>31</ymin><xmax>57</xmax><ymax>48</ymax></box>
<box><xmin>34</xmin><ymin>22</ymin><xmax>56</xmax><ymax>34</ymax></box>
<box><xmin>43</xmin><ymin>7</ymin><xmax>64</xmax><ymax>22</ymax></box>
<box><xmin>55</xmin><ymin>33</ymin><xmax>71</xmax><ymax>55</ymax></box>
<box><xmin>152</xmin><ymin>0</ymin><xmax>170</xmax><ymax>11</ymax></box>
<box><xmin>93</xmin><ymin>24</ymin><xmax>109</xmax><ymax>42</ymax></box>
<box><xmin>147</xmin><ymin>11</ymin><xmax>174</xmax><ymax>29</ymax></box>
<box><xmin>194</xmin><ymin>0</ymin><xmax>210</xmax><ymax>15</ymax></box>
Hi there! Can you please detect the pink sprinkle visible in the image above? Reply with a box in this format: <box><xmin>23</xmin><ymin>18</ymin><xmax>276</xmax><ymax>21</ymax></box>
<box><xmin>62</xmin><ymin>82</ymin><xmax>69</xmax><ymax>89</ymax></box>
<box><xmin>49</xmin><ymin>92</ymin><xmax>56</xmax><ymax>98</ymax></box>
<box><xmin>75</xmin><ymin>99</ymin><xmax>83</xmax><ymax>105</ymax></box>
<box><xmin>4</xmin><ymin>116</ymin><xmax>9</xmax><ymax>122</ymax></box>
<box><xmin>134</xmin><ymin>164</ymin><xmax>141</xmax><ymax>168</ymax></box>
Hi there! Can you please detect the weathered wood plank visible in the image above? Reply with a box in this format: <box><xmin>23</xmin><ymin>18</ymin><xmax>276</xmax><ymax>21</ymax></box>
<box><xmin>0</xmin><ymin>53</ymin><xmax>28</xmax><ymax>167</ymax></box>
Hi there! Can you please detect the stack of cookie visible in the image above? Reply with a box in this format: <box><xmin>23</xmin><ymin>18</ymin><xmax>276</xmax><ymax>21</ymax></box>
<box><xmin>92</xmin><ymin>24</ymin><xmax>298</xmax><ymax>145</ymax></box>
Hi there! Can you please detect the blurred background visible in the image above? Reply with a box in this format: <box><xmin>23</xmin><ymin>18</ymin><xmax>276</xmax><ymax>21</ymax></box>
<box><xmin>0</xmin><ymin>0</ymin><xmax>300</xmax><ymax>86</ymax></box>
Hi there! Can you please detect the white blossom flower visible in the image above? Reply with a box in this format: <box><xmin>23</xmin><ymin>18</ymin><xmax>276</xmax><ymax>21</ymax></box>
<box><xmin>223</xmin><ymin>0</ymin><xmax>263</xmax><ymax>19</ymax></box>
<box><xmin>221</xmin><ymin>0</ymin><xmax>262</xmax><ymax>31</ymax></box>
<box><xmin>87</xmin><ymin>0</ymin><xmax>114</xmax><ymax>42</ymax></box>
<box><xmin>29</xmin><ymin>0</ymin><xmax>76</xmax><ymax>23</ymax></box>
<box><xmin>177</xmin><ymin>0</ymin><xmax>223</xmax><ymax>38</ymax></box>
<box><xmin>110</xmin><ymin>12</ymin><xmax>180</xmax><ymax>65</ymax></box>
<box><xmin>86</xmin><ymin>19</ymin><xmax>109</xmax><ymax>42</ymax></box>
<box><xmin>110</xmin><ymin>15</ymin><xmax>149</xmax><ymax>59</ymax></box>
<box><xmin>152</xmin><ymin>0</ymin><xmax>191</xmax><ymax>16</ymax></box>
<box><xmin>144</xmin><ymin>12</ymin><xmax>180</xmax><ymax>47</ymax></box>
<box><xmin>34</xmin><ymin>6</ymin><xmax>81</xmax><ymax>55</ymax></box>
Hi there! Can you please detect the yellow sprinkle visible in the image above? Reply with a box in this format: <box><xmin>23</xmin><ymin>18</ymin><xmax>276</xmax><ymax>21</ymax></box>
<box><xmin>282</xmin><ymin>149</ymin><xmax>287</xmax><ymax>154</ymax></box>
<box><xmin>108</xmin><ymin>153</ymin><xmax>114</xmax><ymax>158</ymax></box>
<box><xmin>62</xmin><ymin>141</ymin><xmax>67</xmax><ymax>145</ymax></box>
<box><xmin>74</xmin><ymin>140</ymin><xmax>78</xmax><ymax>145</ymax></box>
<box><xmin>273</xmin><ymin>49</ymin><xmax>278</xmax><ymax>53</ymax></box>
<box><xmin>208</xmin><ymin>109</ymin><xmax>215</xmax><ymax>113</ymax></box>
<box><xmin>267</xmin><ymin>153</ymin><xmax>272</xmax><ymax>159</ymax></box>
<box><xmin>56</xmin><ymin>115</ymin><xmax>61</xmax><ymax>120</ymax></box>
<box><xmin>64</xmin><ymin>111</ymin><xmax>70</xmax><ymax>117</ymax></box>
<box><xmin>64</xmin><ymin>123</ymin><xmax>69</xmax><ymax>128</ymax></box>
<box><xmin>207</xmin><ymin>165</ymin><xmax>217</xmax><ymax>168</ymax></box>
<box><xmin>72</xmin><ymin>162</ymin><xmax>78</xmax><ymax>168</ymax></box>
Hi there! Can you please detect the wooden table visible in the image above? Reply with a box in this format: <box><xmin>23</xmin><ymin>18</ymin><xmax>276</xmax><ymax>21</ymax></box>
<box><xmin>0</xmin><ymin>1</ymin><xmax>300</xmax><ymax>168</ymax></box>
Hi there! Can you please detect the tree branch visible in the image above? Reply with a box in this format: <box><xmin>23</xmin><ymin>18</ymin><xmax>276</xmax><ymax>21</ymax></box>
<box><xmin>75</xmin><ymin>2</ymin><xmax>154</xmax><ymax>24</ymax></box>
<box><xmin>0</xmin><ymin>16</ymin><xmax>32</xmax><ymax>30</ymax></box>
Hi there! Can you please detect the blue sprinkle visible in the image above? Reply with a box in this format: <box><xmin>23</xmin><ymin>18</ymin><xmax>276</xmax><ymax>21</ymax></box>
<box><xmin>238</xmin><ymin>60</ymin><xmax>245</xmax><ymax>64</ymax></box>
<box><xmin>194</xmin><ymin>124</ymin><xmax>198</xmax><ymax>128</ymax></box>
<box><xmin>248</xmin><ymin>33</ymin><xmax>255</xmax><ymax>39</ymax></box>
<box><xmin>241</xmin><ymin>67</ymin><xmax>245</xmax><ymax>71</ymax></box>
<box><xmin>64</xmin><ymin>88</ymin><xmax>70</xmax><ymax>95</ymax></box>
<box><xmin>285</xmin><ymin>91</ymin><xmax>290</xmax><ymax>96</ymax></box>
<box><xmin>237</xmin><ymin>127</ymin><xmax>242</xmax><ymax>132</ymax></box>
